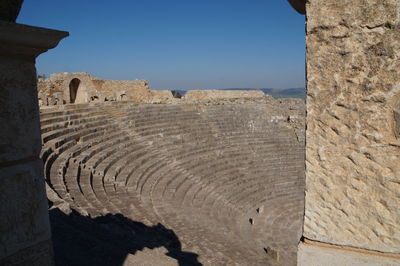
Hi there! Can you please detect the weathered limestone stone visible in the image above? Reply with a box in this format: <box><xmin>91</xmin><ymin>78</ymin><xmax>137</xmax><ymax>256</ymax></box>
<box><xmin>183</xmin><ymin>89</ymin><xmax>265</xmax><ymax>101</ymax></box>
<box><xmin>0</xmin><ymin>22</ymin><xmax>68</xmax><ymax>163</ymax></box>
<box><xmin>37</xmin><ymin>75</ymin><xmax>287</xmax><ymax>105</ymax></box>
<box><xmin>37</xmin><ymin>72</ymin><xmax>156</xmax><ymax>105</ymax></box>
<box><xmin>298</xmin><ymin>242</ymin><xmax>400</xmax><ymax>266</ymax></box>
<box><xmin>304</xmin><ymin>0</ymin><xmax>400</xmax><ymax>255</ymax></box>
<box><xmin>0</xmin><ymin>53</ymin><xmax>41</xmax><ymax>163</ymax></box>
<box><xmin>0</xmin><ymin>21</ymin><xmax>67</xmax><ymax>265</ymax></box>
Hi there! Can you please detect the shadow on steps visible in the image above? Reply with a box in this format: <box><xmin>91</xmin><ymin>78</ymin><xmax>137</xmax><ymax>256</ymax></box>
<box><xmin>49</xmin><ymin>208</ymin><xmax>202</xmax><ymax>266</ymax></box>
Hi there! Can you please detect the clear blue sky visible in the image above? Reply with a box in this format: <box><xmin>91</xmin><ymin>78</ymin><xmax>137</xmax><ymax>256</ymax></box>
<box><xmin>18</xmin><ymin>0</ymin><xmax>305</xmax><ymax>89</ymax></box>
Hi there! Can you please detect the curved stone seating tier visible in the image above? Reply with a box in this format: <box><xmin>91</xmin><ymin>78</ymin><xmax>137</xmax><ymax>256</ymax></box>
<box><xmin>40</xmin><ymin>113</ymin><xmax>110</xmax><ymax>135</ymax></box>
<box><xmin>143</xmin><ymin>143</ymin><xmax>303</xmax><ymax>256</ymax></box>
<box><xmin>121</xmin><ymin>137</ymin><xmax>294</xmax><ymax>207</ymax></box>
<box><xmin>42</xmin><ymin>120</ymin><xmax>129</xmax><ymax>196</ymax></box>
<box><xmin>154</xmin><ymin>141</ymin><xmax>304</xmax><ymax>206</ymax></box>
<box><xmin>40</xmin><ymin>101</ymin><xmax>305</xmax><ymax>265</ymax></box>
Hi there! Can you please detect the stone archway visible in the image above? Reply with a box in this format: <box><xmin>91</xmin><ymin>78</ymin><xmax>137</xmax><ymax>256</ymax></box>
<box><xmin>69</xmin><ymin>78</ymin><xmax>81</xmax><ymax>103</ymax></box>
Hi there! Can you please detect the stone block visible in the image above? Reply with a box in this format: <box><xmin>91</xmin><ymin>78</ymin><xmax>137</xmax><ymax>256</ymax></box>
<box><xmin>298</xmin><ymin>242</ymin><xmax>400</xmax><ymax>266</ymax></box>
<box><xmin>0</xmin><ymin>160</ymin><xmax>52</xmax><ymax>261</ymax></box>
<box><xmin>304</xmin><ymin>0</ymin><xmax>400</xmax><ymax>253</ymax></box>
<box><xmin>0</xmin><ymin>22</ymin><xmax>68</xmax><ymax>164</ymax></box>
<box><xmin>0</xmin><ymin>56</ymin><xmax>41</xmax><ymax>164</ymax></box>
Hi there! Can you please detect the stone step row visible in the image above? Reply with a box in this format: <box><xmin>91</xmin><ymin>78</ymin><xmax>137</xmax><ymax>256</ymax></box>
<box><xmin>40</xmin><ymin>102</ymin><xmax>305</xmax><ymax>266</ymax></box>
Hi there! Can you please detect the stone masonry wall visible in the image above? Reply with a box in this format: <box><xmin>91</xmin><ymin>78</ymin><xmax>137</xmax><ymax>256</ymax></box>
<box><xmin>305</xmin><ymin>0</ymin><xmax>400</xmax><ymax>254</ymax></box>
<box><xmin>0</xmin><ymin>20</ymin><xmax>68</xmax><ymax>265</ymax></box>
<box><xmin>37</xmin><ymin>72</ymin><xmax>157</xmax><ymax>105</ymax></box>
<box><xmin>184</xmin><ymin>89</ymin><xmax>265</xmax><ymax>101</ymax></box>
<box><xmin>38</xmin><ymin>75</ymin><xmax>274</xmax><ymax>106</ymax></box>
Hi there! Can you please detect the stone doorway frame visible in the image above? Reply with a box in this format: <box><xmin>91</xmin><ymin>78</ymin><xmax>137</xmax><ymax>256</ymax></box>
<box><xmin>69</xmin><ymin>78</ymin><xmax>81</xmax><ymax>103</ymax></box>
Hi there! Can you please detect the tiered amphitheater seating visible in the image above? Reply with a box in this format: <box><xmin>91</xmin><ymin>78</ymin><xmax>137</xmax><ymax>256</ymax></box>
<box><xmin>41</xmin><ymin>101</ymin><xmax>305</xmax><ymax>266</ymax></box>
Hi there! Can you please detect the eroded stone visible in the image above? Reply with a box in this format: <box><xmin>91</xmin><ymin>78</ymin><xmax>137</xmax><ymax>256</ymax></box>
<box><xmin>304</xmin><ymin>0</ymin><xmax>400</xmax><ymax>254</ymax></box>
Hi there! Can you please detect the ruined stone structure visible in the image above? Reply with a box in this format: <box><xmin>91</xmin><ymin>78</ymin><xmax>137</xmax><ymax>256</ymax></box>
<box><xmin>0</xmin><ymin>14</ymin><xmax>68</xmax><ymax>266</ymax></box>
<box><xmin>37</xmin><ymin>72</ymin><xmax>174</xmax><ymax>106</ymax></box>
<box><xmin>183</xmin><ymin>89</ymin><xmax>265</xmax><ymax>101</ymax></box>
<box><xmin>289</xmin><ymin>0</ymin><xmax>400</xmax><ymax>265</ymax></box>
<box><xmin>40</xmin><ymin>98</ymin><xmax>305</xmax><ymax>265</ymax></box>
<box><xmin>2</xmin><ymin>1</ymin><xmax>400</xmax><ymax>265</ymax></box>
<box><xmin>38</xmin><ymin>73</ymin><xmax>270</xmax><ymax>107</ymax></box>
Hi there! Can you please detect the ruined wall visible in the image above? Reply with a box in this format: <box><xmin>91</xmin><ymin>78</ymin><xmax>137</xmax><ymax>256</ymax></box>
<box><xmin>303</xmin><ymin>0</ymin><xmax>400</xmax><ymax>257</ymax></box>
<box><xmin>184</xmin><ymin>89</ymin><xmax>265</xmax><ymax>101</ymax></box>
<box><xmin>38</xmin><ymin>76</ymin><xmax>274</xmax><ymax>106</ymax></box>
<box><xmin>91</xmin><ymin>78</ymin><xmax>149</xmax><ymax>101</ymax></box>
<box><xmin>37</xmin><ymin>72</ymin><xmax>158</xmax><ymax>105</ymax></box>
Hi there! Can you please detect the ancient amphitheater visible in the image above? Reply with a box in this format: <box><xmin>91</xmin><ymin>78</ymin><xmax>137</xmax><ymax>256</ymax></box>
<box><xmin>41</xmin><ymin>92</ymin><xmax>305</xmax><ymax>265</ymax></box>
<box><xmin>2</xmin><ymin>1</ymin><xmax>400</xmax><ymax>266</ymax></box>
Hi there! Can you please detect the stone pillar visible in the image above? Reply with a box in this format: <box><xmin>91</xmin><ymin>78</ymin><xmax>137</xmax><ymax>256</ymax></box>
<box><xmin>0</xmin><ymin>21</ymin><xmax>68</xmax><ymax>265</ymax></box>
<box><xmin>298</xmin><ymin>0</ymin><xmax>400</xmax><ymax>264</ymax></box>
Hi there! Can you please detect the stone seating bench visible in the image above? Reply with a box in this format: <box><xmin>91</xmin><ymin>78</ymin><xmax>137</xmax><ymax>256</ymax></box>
<box><xmin>40</xmin><ymin>101</ymin><xmax>305</xmax><ymax>266</ymax></box>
